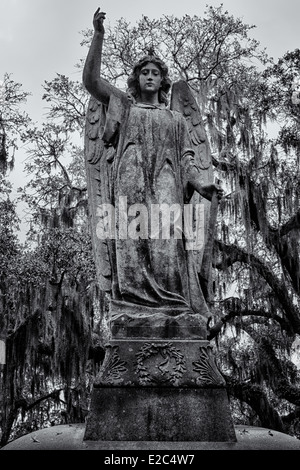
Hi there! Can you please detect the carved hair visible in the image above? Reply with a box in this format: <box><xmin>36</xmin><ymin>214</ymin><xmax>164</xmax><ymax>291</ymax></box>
<box><xmin>127</xmin><ymin>53</ymin><xmax>171</xmax><ymax>105</ymax></box>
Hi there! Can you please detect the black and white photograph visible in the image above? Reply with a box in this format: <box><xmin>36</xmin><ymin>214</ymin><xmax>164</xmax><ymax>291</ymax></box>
<box><xmin>0</xmin><ymin>0</ymin><xmax>300</xmax><ymax>459</ymax></box>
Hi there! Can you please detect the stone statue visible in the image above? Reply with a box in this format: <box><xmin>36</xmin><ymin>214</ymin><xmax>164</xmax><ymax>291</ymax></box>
<box><xmin>83</xmin><ymin>9</ymin><xmax>236</xmax><ymax>443</ymax></box>
<box><xmin>83</xmin><ymin>8</ymin><xmax>223</xmax><ymax>342</ymax></box>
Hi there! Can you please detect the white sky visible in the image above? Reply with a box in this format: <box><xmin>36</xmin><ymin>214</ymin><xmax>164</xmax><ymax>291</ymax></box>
<box><xmin>1</xmin><ymin>0</ymin><xmax>299</xmax><ymax>122</ymax></box>
<box><xmin>0</xmin><ymin>0</ymin><xmax>299</xmax><ymax>235</ymax></box>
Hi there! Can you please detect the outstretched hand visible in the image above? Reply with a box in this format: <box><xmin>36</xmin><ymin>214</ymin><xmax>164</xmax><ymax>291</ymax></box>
<box><xmin>201</xmin><ymin>183</ymin><xmax>224</xmax><ymax>202</ymax></box>
<box><xmin>93</xmin><ymin>7</ymin><xmax>106</xmax><ymax>34</ymax></box>
<box><xmin>213</xmin><ymin>183</ymin><xmax>224</xmax><ymax>201</ymax></box>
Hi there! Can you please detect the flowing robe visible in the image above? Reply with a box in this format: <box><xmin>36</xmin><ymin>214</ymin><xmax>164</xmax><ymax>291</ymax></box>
<box><xmin>88</xmin><ymin>92</ymin><xmax>210</xmax><ymax>337</ymax></box>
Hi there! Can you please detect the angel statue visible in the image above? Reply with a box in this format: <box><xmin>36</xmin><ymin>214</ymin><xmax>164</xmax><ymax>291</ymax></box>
<box><xmin>83</xmin><ymin>8</ymin><xmax>223</xmax><ymax>341</ymax></box>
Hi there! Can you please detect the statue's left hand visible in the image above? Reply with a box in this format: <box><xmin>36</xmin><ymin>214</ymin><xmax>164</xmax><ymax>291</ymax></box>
<box><xmin>201</xmin><ymin>183</ymin><xmax>224</xmax><ymax>202</ymax></box>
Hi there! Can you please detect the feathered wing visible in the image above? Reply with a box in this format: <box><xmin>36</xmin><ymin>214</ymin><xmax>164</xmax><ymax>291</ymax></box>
<box><xmin>84</xmin><ymin>96</ymin><xmax>114</xmax><ymax>292</ymax></box>
<box><xmin>170</xmin><ymin>80</ymin><xmax>214</xmax><ymax>297</ymax></box>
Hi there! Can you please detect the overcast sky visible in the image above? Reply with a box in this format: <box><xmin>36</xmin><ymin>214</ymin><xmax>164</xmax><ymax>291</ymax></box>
<box><xmin>1</xmin><ymin>0</ymin><xmax>299</xmax><ymax>122</ymax></box>
<box><xmin>1</xmin><ymin>0</ymin><xmax>299</xmax><ymax>235</ymax></box>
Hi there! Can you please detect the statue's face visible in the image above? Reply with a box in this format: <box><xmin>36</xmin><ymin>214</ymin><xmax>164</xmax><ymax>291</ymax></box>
<box><xmin>139</xmin><ymin>62</ymin><xmax>162</xmax><ymax>95</ymax></box>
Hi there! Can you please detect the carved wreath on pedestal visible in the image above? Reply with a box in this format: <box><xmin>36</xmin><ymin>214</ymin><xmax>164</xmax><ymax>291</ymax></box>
<box><xmin>135</xmin><ymin>342</ymin><xmax>186</xmax><ymax>386</ymax></box>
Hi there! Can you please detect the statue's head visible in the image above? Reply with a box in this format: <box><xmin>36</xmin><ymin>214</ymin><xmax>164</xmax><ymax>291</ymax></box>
<box><xmin>127</xmin><ymin>49</ymin><xmax>171</xmax><ymax>105</ymax></box>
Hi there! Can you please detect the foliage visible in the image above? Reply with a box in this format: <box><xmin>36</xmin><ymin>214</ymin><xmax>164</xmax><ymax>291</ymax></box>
<box><xmin>0</xmin><ymin>176</ymin><xmax>21</xmax><ymax>336</ymax></box>
<box><xmin>0</xmin><ymin>75</ymin><xmax>102</xmax><ymax>446</ymax></box>
<box><xmin>0</xmin><ymin>73</ymin><xmax>31</xmax><ymax>173</ymax></box>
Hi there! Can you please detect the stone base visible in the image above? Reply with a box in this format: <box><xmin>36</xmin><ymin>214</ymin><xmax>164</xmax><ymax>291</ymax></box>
<box><xmin>84</xmin><ymin>338</ymin><xmax>236</xmax><ymax>442</ymax></box>
<box><xmin>83</xmin><ymin>387</ymin><xmax>236</xmax><ymax>442</ymax></box>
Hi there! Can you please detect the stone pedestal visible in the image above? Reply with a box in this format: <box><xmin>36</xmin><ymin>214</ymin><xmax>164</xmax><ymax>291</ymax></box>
<box><xmin>84</xmin><ymin>338</ymin><xmax>236</xmax><ymax>442</ymax></box>
<box><xmin>84</xmin><ymin>387</ymin><xmax>235</xmax><ymax>441</ymax></box>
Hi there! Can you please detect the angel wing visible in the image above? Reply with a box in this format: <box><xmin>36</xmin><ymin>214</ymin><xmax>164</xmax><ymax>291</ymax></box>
<box><xmin>84</xmin><ymin>96</ymin><xmax>114</xmax><ymax>292</ymax></box>
<box><xmin>170</xmin><ymin>80</ymin><xmax>215</xmax><ymax>301</ymax></box>
<box><xmin>84</xmin><ymin>87</ymin><xmax>131</xmax><ymax>294</ymax></box>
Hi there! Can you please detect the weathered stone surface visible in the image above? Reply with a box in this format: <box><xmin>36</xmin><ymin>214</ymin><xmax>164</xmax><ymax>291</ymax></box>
<box><xmin>3</xmin><ymin>424</ymin><xmax>300</xmax><ymax>450</ymax></box>
<box><xmin>85</xmin><ymin>79</ymin><xmax>215</xmax><ymax>327</ymax></box>
<box><xmin>94</xmin><ymin>339</ymin><xmax>225</xmax><ymax>388</ymax></box>
<box><xmin>84</xmin><ymin>338</ymin><xmax>235</xmax><ymax>442</ymax></box>
<box><xmin>111</xmin><ymin>310</ymin><xmax>207</xmax><ymax>339</ymax></box>
<box><xmin>83</xmin><ymin>387</ymin><xmax>236</xmax><ymax>442</ymax></box>
<box><xmin>82</xmin><ymin>30</ymin><xmax>234</xmax><ymax>444</ymax></box>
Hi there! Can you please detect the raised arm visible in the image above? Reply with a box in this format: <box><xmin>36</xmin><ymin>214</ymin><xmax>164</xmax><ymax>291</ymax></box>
<box><xmin>83</xmin><ymin>8</ymin><xmax>121</xmax><ymax>105</ymax></box>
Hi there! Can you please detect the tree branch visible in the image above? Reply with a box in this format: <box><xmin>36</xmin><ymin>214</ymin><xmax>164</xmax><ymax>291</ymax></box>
<box><xmin>247</xmin><ymin>179</ymin><xmax>300</xmax><ymax>295</ymax></box>
<box><xmin>215</xmin><ymin>240</ymin><xmax>300</xmax><ymax>334</ymax></box>
<box><xmin>225</xmin><ymin>377</ymin><xmax>286</xmax><ymax>433</ymax></box>
<box><xmin>208</xmin><ymin>306</ymin><xmax>290</xmax><ymax>340</ymax></box>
